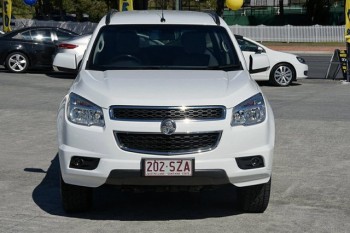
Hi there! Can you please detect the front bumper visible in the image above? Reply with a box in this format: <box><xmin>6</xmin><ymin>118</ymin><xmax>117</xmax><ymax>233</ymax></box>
<box><xmin>295</xmin><ymin>63</ymin><xmax>308</xmax><ymax>80</ymax></box>
<box><xmin>57</xmin><ymin>101</ymin><xmax>275</xmax><ymax>188</ymax></box>
<box><xmin>105</xmin><ymin>169</ymin><xmax>230</xmax><ymax>186</ymax></box>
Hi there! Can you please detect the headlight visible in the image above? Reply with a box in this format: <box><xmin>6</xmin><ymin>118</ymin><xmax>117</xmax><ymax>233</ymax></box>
<box><xmin>296</xmin><ymin>56</ymin><xmax>305</xmax><ymax>64</ymax></box>
<box><xmin>231</xmin><ymin>93</ymin><xmax>266</xmax><ymax>126</ymax></box>
<box><xmin>67</xmin><ymin>93</ymin><xmax>105</xmax><ymax>127</ymax></box>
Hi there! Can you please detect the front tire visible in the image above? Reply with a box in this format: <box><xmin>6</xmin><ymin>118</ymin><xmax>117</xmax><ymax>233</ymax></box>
<box><xmin>237</xmin><ymin>178</ymin><xmax>271</xmax><ymax>213</ymax></box>
<box><xmin>269</xmin><ymin>63</ymin><xmax>295</xmax><ymax>86</ymax></box>
<box><xmin>60</xmin><ymin>175</ymin><xmax>93</xmax><ymax>213</ymax></box>
<box><xmin>6</xmin><ymin>52</ymin><xmax>29</xmax><ymax>73</ymax></box>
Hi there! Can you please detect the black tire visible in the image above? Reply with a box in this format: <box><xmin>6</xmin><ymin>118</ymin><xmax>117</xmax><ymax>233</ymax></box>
<box><xmin>269</xmin><ymin>63</ymin><xmax>295</xmax><ymax>86</ymax></box>
<box><xmin>237</xmin><ymin>178</ymin><xmax>271</xmax><ymax>213</ymax></box>
<box><xmin>60</xmin><ymin>175</ymin><xmax>93</xmax><ymax>213</ymax></box>
<box><xmin>6</xmin><ymin>52</ymin><xmax>29</xmax><ymax>73</ymax></box>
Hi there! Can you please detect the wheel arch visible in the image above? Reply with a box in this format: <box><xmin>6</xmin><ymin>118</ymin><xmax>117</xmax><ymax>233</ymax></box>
<box><xmin>270</xmin><ymin>62</ymin><xmax>296</xmax><ymax>81</ymax></box>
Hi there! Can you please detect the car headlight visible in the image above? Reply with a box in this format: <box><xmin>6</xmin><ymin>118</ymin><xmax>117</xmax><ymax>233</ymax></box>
<box><xmin>231</xmin><ymin>93</ymin><xmax>266</xmax><ymax>126</ymax></box>
<box><xmin>67</xmin><ymin>93</ymin><xmax>105</xmax><ymax>127</ymax></box>
<box><xmin>296</xmin><ymin>56</ymin><xmax>305</xmax><ymax>64</ymax></box>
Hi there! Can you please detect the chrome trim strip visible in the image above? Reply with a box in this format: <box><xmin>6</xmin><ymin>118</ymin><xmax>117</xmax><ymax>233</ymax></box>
<box><xmin>113</xmin><ymin>131</ymin><xmax>223</xmax><ymax>156</ymax></box>
<box><xmin>109</xmin><ymin>105</ymin><xmax>227</xmax><ymax>121</ymax></box>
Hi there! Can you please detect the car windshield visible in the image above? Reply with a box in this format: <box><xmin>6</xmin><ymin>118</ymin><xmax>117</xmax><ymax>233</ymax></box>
<box><xmin>87</xmin><ymin>25</ymin><xmax>241</xmax><ymax>71</ymax></box>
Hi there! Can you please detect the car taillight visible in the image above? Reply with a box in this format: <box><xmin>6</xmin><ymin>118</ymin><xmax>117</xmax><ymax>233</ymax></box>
<box><xmin>58</xmin><ymin>43</ymin><xmax>78</xmax><ymax>49</ymax></box>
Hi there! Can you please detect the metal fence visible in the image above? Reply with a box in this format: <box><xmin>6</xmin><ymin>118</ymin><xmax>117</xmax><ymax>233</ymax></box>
<box><xmin>12</xmin><ymin>19</ymin><xmax>345</xmax><ymax>43</ymax></box>
<box><xmin>13</xmin><ymin>19</ymin><xmax>97</xmax><ymax>35</ymax></box>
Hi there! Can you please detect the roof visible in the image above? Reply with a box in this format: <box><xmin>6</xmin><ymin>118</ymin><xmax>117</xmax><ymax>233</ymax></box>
<box><xmin>4</xmin><ymin>26</ymin><xmax>78</xmax><ymax>36</ymax></box>
<box><xmin>107</xmin><ymin>10</ymin><xmax>220</xmax><ymax>26</ymax></box>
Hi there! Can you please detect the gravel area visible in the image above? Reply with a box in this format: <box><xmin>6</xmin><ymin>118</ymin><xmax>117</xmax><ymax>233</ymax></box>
<box><xmin>266</xmin><ymin>44</ymin><xmax>346</xmax><ymax>54</ymax></box>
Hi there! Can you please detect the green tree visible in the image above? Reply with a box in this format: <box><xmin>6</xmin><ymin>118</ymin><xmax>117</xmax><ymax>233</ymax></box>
<box><xmin>10</xmin><ymin>0</ymin><xmax>35</xmax><ymax>18</ymax></box>
<box><xmin>66</xmin><ymin>0</ymin><xmax>108</xmax><ymax>21</ymax></box>
<box><xmin>5</xmin><ymin>0</ymin><xmax>217</xmax><ymax>21</ymax></box>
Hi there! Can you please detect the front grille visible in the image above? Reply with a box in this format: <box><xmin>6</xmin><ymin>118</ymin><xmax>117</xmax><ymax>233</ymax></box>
<box><xmin>114</xmin><ymin>131</ymin><xmax>222</xmax><ymax>155</ymax></box>
<box><xmin>110</xmin><ymin>106</ymin><xmax>226</xmax><ymax>121</ymax></box>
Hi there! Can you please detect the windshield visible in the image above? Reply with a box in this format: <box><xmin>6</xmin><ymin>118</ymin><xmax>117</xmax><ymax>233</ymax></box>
<box><xmin>87</xmin><ymin>25</ymin><xmax>241</xmax><ymax>71</ymax></box>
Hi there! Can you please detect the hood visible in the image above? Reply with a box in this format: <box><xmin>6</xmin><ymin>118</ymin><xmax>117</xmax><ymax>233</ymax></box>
<box><xmin>71</xmin><ymin>70</ymin><xmax>260</xmax><ymax>109</ymax></box>
<box><xmin>264</xmin><ymin>47</ymin><xmax>300</xmax><ymax>62</ymax></box>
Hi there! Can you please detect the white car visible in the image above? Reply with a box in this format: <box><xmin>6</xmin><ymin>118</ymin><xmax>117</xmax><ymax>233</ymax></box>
<box><xmin>235</xmin><ymin>35</ymin><xmax>308</xmax><ymax>86</ymax></box>
<box><xmin>53</xmin><ymin>34</ymin><xmax>92</xmax><ymax>71</ymax></box>
<box><xmin>56</xmin><ymin>10</ymin><xmax>275</xmax><ymax>213</ymax></box>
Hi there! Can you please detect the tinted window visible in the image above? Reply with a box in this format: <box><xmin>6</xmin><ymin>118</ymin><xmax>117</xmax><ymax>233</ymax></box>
<box><xmin>31</xmin><ymin>29</ymin><xmax>52</xmax><ymax>42</ymax></box>
<box><xmin>56</xmin><ymin>29</ymin><xmax>75</xmax><ymax>41</ymax></box>
<box><xmin>88</xmin><ymin>25</ymin><xmax>241</xmax><ymax>71</ymax></box>
<box><xmin>21</xmin><ymin>31</ymin><xmax>32</xmax><ymax>40</ymax></box>
<box><xmin>12</xmin><ymin>30</ymin><xmax>32</xmax><ymax>40</ymax></box>
<box><xmin>236</xmin><ymin>38</ymin><xmax>260</xmax><ymax>52</ymax></box>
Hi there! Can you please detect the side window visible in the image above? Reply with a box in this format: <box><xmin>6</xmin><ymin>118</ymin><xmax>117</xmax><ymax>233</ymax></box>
<box><xmin>56</xmin><ymin>29</ymin><xmax>74</xmax><ymax>41</ymax></box>
<box><xmin>21</xmin><ymin>31</ymin><xmax>32</xmax><ymax>40</ymax></box>
<box><xmin>12</xmin><ymin>30</ymin><xmax>32</xmax><ymax>40</ymax></box>
<box><xmin>238</xmin><ymin>38</ymin><xmax>260</xmax><ymax>52</ymax></box>
<box><xmin>236</xmin><ymin>38</ymin><xmax>248</xmax><ymax>51</ymax></box>
<box><xmin>31</xmin><ymin>29</ymin><xmax>52</xmax><ymax>42</ymax></box>
<box><xmin>236</xmin><ymin>38</ymin><xmax>245</xmax><ymax>49</ymax></box>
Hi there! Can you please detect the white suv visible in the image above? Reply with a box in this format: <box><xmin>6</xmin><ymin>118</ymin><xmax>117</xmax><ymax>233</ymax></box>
<box><xmin>57</xmin><ymin>10</ymin><xmax>275</xmax><ymax>213</ymax></box>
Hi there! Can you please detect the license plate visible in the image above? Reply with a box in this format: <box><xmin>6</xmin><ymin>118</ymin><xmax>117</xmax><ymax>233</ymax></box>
<box><xmin>143</xmin><ymin>159</ymin><xmax>194</xmax><ymax>177</ymax></box>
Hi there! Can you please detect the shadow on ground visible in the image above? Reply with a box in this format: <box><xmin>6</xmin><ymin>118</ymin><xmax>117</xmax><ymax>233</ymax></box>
<box><xmin>256</xmin><ymin>80</ymin><xmax>302</xmax><ymax>87</ymax></box>
<box><xmin>28</xmin><ymin>154</ymin><xmax>242</xmax><ymax>220</ymax></box>
<box><xmin>0</xmin><ymin>68</ymin><xmax>76</xmax><ymax>79</ymax></box>
<box><xmin>45</xmin><ymin>71</ymin><xmax>76</xmax><ymax>79</ymax></box>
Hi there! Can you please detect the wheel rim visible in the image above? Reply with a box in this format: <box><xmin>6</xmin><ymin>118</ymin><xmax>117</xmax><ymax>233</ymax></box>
<box><xmin>8</xmin><ymin>54</ymin><xmax>27</xmax><ymax>72</ymax></box>
<box><xmin>274</xmin><ymin>65</ymin><xmax>293</xmax><ymax>86</ymax></box>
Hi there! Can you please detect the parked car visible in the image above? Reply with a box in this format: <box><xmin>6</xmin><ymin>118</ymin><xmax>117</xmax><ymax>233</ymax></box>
<box><xmin>53</xmin><ymin>34</ymin><xmax>92</xmax><ymax>72</ymax></box>
<box><xmin>0</xmin><ymin>26</ymin><xmax>78</xmax><ymax>72</ymax></box>
<box><xmin>235</xmin><ymin>35</ymin><xmax>308</xmax><ymax>86</ymax></box>
<box><xmin>56</xmin><ymin>10</ymin><xmax>275</xmax><ymax>213</ymax></box>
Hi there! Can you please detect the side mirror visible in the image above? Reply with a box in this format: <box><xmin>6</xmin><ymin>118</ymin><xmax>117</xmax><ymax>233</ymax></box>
<box><xmin>53</xmin><ymin>53</ymin><xmax>77</xmax><ymax>72</ymax></box>
<box><xmin>249</xmin><ymin>54</ymin><xmax>270</xmax><ymax>74</ymax></box>
<box><xmin>256</xmin><ymin>46</ymin><xmax>265</xmax><ymax>54</ymax></box>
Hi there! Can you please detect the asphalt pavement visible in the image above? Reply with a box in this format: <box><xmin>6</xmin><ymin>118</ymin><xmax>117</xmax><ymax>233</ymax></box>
<box><xmin>302</xmin><ymin>54</ymin><xmax>342</xmax><ymax>79</ymax></box>
<box><xmin>0</xmin><ymin>60</ymin><xmax>349</xmax><ymax>232</ymax></box>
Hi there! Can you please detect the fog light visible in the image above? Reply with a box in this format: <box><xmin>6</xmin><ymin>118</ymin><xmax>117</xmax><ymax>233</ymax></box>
<box><xmin>250</xmin><ymin>157</ymin><xmax>262</xmax><ymax>167</ymax></box>
<box><xmin>69</xmin><ymin>156</ymin><xmax>100</xmax><ymax>170</ymax></box>
<box><xmin>236</xmin><ymin>156</ymin><xmax>264</xmax><ymax>170</ymax></box>
<box><xmin>72</xmin><ymin>157</ymin><xmax>84</xmax><ymax>167</ymax></box>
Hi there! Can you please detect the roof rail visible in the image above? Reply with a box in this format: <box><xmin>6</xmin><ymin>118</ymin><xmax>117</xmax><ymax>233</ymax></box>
<box><xmin>207</xmin><ymin>11</ymin><xmax>220</xmax><ymax>26</ymax></box>
<box><xmin>106</xmin><ymin>9</ymin><xmax>118</xmax><ymax>25</ymax></box>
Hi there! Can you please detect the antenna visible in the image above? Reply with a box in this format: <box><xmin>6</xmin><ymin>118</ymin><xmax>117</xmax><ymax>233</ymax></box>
<box><xmin>160</xmin><ymin>0</ymin><xmax>166</xmax><ymax>22</ymax></box>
